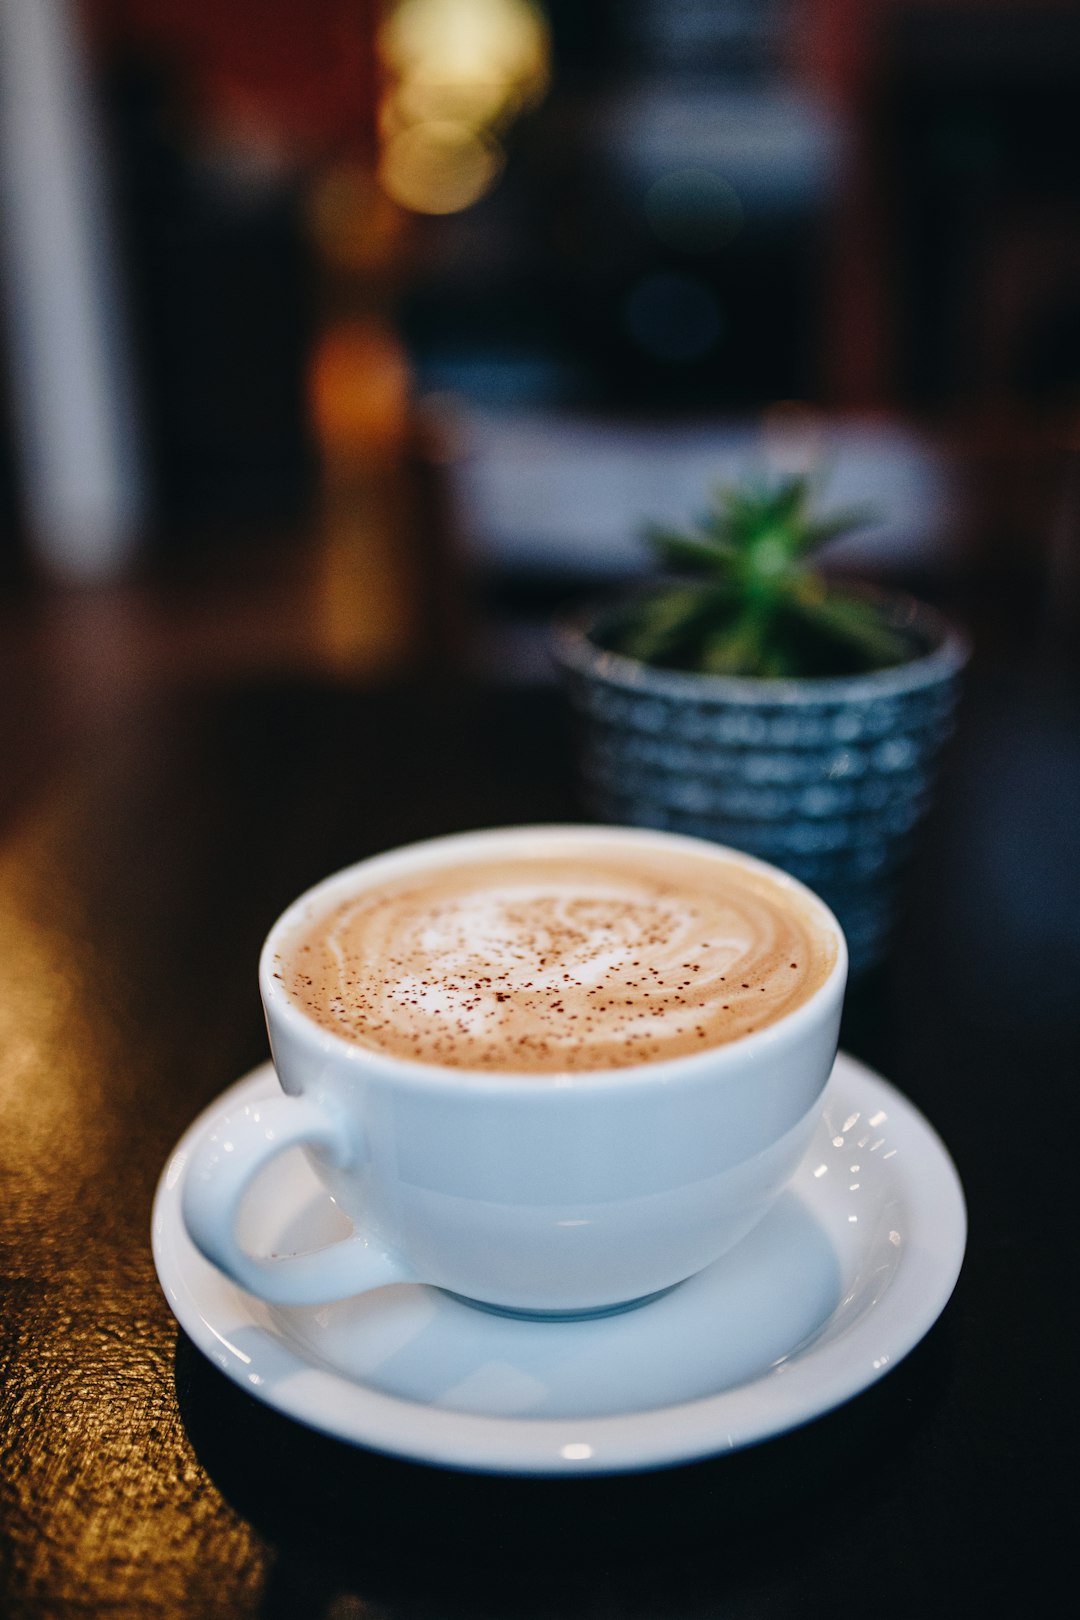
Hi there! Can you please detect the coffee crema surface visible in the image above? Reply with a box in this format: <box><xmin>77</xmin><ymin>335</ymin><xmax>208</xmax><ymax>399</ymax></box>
<box><xmin>277</xmin><ymin>849</ymin><xmax>837</xmax><ymax>1072</ymax></box>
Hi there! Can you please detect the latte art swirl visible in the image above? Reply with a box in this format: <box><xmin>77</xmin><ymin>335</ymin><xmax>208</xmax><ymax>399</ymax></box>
<box><xmin>280</xmin><ymin>847</ymin><xmax>836</xmax><ymax>1073</ymax></box>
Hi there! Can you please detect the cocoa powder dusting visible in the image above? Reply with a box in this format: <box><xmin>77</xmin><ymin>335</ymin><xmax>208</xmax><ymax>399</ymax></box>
<box><xmin>280</xmin><ymin>849</ymin><xmax>835</xmax><ymax>1073</ymax></box>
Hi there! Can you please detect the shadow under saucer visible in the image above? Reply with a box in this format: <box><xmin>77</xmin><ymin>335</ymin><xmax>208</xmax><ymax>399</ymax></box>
<box><xmin>174</xmin><ymin>1319</ymin><xmax>953</xmax><ymax>1620</ymax></box>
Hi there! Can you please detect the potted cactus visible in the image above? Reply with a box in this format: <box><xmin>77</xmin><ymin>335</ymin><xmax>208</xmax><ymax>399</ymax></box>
<box><xmin>555</xmin><ymin>473</ymin><xmax>968</xmax><ymax>974</ymax></box>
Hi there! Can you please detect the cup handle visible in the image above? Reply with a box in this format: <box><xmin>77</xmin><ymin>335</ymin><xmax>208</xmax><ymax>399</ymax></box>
<box><xmin>180</xmin><ymin>1091</ymin><xmax>412</xmax><ymax>1305</ymax></box>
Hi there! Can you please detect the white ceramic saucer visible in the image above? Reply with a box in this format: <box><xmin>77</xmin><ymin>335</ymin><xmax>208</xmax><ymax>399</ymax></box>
<box><xmin>153</xmin><ymin>1053</ymin><xmax>965</xmax><ymax>1475</ymax></box>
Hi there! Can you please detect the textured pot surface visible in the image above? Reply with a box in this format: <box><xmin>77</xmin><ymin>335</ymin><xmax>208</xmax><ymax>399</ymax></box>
<box><xmin>555</xmin><ymin>593</ymin><xmax>969</xmax><ymax>973</ymax></box>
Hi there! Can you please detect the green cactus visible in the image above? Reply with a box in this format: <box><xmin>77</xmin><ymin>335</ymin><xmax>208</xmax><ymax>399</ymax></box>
<box><xmin>601</xmin><ymin>474</ymin><xmax>912</xmax><ymax>678</ymax></box>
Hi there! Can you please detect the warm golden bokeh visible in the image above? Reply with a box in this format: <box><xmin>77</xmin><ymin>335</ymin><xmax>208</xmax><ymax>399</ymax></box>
<box><xmin>376</xmin><ymin>0</ymin><xmax>549</xmax><ymax>215</ymax></box>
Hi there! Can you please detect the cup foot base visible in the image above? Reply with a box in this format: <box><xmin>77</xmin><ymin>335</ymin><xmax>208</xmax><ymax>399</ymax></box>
<box><xmin>440</xmin><ymin>1284</ymin><xmax>682</xmax><ymax>1321</ymax></box>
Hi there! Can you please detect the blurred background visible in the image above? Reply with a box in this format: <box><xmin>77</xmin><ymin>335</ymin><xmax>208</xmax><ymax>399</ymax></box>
<box><xmin>2</xmin><ymin>0</ymin><xmax>1080</xmax><ymax>821</ymax></box>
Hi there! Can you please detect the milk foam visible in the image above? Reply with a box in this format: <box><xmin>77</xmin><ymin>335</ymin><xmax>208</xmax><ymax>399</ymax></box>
<box><xmin>279</xmin><ymin>850</ymin><xmax>836</xmax><ymax>1072</ymax></box>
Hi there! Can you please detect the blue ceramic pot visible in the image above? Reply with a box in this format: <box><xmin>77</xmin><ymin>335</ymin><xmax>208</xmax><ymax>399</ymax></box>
<box><xmin>555</xmin><ymin>592</ymin><xmax>969</xmax><ymax>975</ymax></box>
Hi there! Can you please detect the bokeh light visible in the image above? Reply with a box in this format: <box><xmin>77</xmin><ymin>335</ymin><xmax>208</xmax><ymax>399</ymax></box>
<box><xmin>644</xmin><ymin>169</ymin><xmax>744</xmax><ymax>255</ymax></box>
<box><xmin>623</xmin><ymin>271</ymin><xmax>725</xmax><ymax>364</ymax></box>
<box><xmin>378</xmin><ymin>119</ymin><xmax>504</xmax><ymax>216</ymax></box>
<box><xmin>376</xmin><ymin>0</ymin><xmax>549</xmax><ymax>216</ymax></box>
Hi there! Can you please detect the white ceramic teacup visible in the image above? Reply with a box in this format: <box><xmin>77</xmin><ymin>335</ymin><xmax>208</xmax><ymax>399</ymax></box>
<box><xmin>181</xmin><ymin>826</ymin><xmax>847</xmax><ymax>1317</ymax></box>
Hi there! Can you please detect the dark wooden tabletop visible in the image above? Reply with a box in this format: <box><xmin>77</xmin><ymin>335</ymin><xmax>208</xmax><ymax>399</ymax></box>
<box><xmin>1</xmin><ymin>663</ymin><xmax>1076</xmax><ymax>1619</ymax></box>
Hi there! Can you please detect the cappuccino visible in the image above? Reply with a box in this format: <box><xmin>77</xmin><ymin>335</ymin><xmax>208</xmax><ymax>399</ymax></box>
<box><xmin>277</xmin><ymin>841</ymin><xmax>836</xmax><ymax>1073</ymax></box>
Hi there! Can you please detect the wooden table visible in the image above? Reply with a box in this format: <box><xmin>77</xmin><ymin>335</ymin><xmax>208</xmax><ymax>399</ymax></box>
<box><xmin>1</xmin><ymin>666</ymin><xmax>1075</xmax><ymax>1618</ymax></box>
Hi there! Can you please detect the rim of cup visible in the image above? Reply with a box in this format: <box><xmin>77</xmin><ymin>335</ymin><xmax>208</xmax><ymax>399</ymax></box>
<box><xmin>259</xmin><ymin>824</ymin><xmax>849</xmax><ymax>1093</ymax></box>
